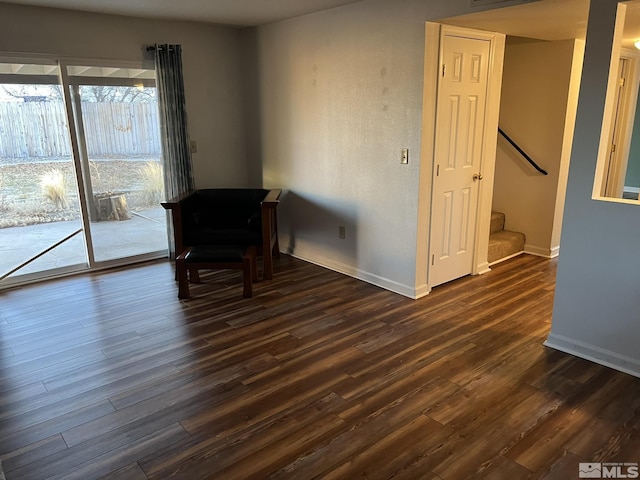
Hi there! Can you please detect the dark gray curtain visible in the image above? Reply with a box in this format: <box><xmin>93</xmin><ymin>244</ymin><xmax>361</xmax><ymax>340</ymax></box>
<box><xmin>154</xmin><ymin>44</ymin><xmax>195</xmax><ymax>201</ymax></box>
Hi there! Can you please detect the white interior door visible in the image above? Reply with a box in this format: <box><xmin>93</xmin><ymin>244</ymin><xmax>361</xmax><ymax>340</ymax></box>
<box><xmin>603</xmin><ymin>57</ymin><xmax>627</xmax><ymax>197</ymax></box>
<box><xmin>429</xmin><ymin>33</ymin><xmax>491</xmax><ymax>287</ymax></box>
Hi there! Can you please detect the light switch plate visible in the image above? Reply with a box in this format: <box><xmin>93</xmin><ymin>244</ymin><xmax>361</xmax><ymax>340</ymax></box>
<box><xmin>401</xmin><ymin>148</ymin><xmax>409</xmax><ymax>164</ymax></box>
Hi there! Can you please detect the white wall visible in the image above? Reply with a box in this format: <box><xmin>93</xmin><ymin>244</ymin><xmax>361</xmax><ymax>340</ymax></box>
<box><xmin>547</xmin><ymin>0</ymin><xmax>640</xmax><ymax>378</ymax></box>
<box><xmin>492</xmin><ymin>37</ymin><xmax>580</xmax><ymax>258</ymax></box>
<box><xmin>0</xmin><ymin>2</ymin><xmax>249</xmax><ymax>189</ymax></box>
<box><xmin>247</xmin><ymin>0</ymin><xmax>521</xmax><ymax>297</ymax></box>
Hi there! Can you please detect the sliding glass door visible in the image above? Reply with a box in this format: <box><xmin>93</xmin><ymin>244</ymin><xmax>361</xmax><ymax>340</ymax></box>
<box><xmin>66</xmin><ymin>66</ymin><xmax>167</xmax><ymax>263</ymax></box>
<box><xmin>0</xmin><ymin>59</ymin><xmax>168</xmax><ymax>288</ymax></box>
<box><xmin>0</xmin><ymin>61</ymin><xmax>87</xmax><ymax>283</ymax></box>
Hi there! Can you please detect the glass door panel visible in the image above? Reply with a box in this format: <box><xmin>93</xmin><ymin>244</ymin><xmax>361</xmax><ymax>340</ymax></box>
<box><xmin>68</xmin><ymin>67</ymin><xmax>167</xmax><ymax>263</ymax></box>
<box><xmin>0</xmin><ymin>61</ymin><xmax>168</xmax><ymax>289</ymax></box>
<box><xmin>0</xmin><ymin>63</ymin><xmax>87</xmax><ymax>284</ymax></box>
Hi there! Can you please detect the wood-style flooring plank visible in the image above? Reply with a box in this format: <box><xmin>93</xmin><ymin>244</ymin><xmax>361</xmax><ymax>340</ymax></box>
<box><xmin>0</xmin><ymin>400</ymin><xmax>115</xmax><ymax>456</ymax></box>
<box><xmin>0</xmin><ymin>254</ymin><xmax>638</xmax><ymax>480</ymax></box>
<box><xmin>158</xmin><ymin>399</ymin><xmax>346</xmax><ymax>479</ymax></box>
<box><xmin>269</xmin><ymin>386</ymin><xmax>450</xmax><ymax>479</ymax></box>
<box><xmin>504</xmin><ymin>367</ymin><xmax>637</xmax><ymax>472</ymax></box>
<box><xmin>97</xmin><ymin>462</ymin><xmax>149</xmax><ymax>480</ymax></box>
<box><xmin>0</xmin><ymin>434</ymin><xmax>68</xmax><ymax>474</ymax></box>
<box><xmin>321</xmin><ymin>414</ymin><xmax>447</xmax><ymax>480</ymax></box>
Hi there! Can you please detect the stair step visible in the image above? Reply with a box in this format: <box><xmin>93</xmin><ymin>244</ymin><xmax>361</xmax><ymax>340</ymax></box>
<box><xmin>488</xmin><ymin>230</ymin><xmax>525</xmax><ymax>264</ymax></box>
<box><xmin>490</xmin><ymin>211</ymin><xmax>505</xmax><ymax>235</ymax></box>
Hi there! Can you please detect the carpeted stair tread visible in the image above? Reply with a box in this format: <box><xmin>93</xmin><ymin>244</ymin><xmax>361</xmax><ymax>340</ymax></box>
<box><xmin>490</xmin><ymin>211</ymin><xmax>505</xmax><ymax>235</ymax></box>
<box><xmin>488</xmin><ymin>229</ymin><xmax>525</xmax><ymax>264</ymax></box>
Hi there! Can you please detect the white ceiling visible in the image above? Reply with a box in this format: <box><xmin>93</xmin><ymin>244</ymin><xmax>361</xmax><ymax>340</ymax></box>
<box><xmin>440</xmin><ymin>0</ymin><xmax>640</xmax><ymax>49</ymax></box>
<box><xmin>439</xmin><ymin>0</ymin><xmax>589</xmax><ymax>42</ymax></box>
<box><xmin>0</xmin><ymin>0</ymin><xmax>365</xmax><ymax>26</ymax></box>
<box><xmin>2</xmin><ymin>0</ymin><xmax>640</xmax><ymax>46</ymax></box>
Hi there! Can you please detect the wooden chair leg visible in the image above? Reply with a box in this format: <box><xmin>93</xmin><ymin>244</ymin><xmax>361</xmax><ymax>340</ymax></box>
<box><xmin>242</xmin><ymin>255</ymin><xmax>253</xmax><ymax>298</ymax></box>
<box><xmin>176</xmin><ymin>246</ymin><xmax>258</xmax><ymax>299</ymax></box>
<box><xmin>272</xmin><ymin>210</ymin><xmax>280</xmax><ymax>258</ymax></box>
<box><xmin>263</xmin><ymin>250</ymin><xmax>273</xmax><ymax>281</ymax></box>
<box><xmin>176</xmin><ymin>256</ymin><xmax>190</xmax><ymax>299</ymax></box>
<box><xmin>189</xmin><ymin>267</ymin><xmax>201</xmax><ymax>283</ymax></box>
<box><xmin>247</xmin><ymin>246</ymin><xmax>258</xmax><ymax>283</ymax></box>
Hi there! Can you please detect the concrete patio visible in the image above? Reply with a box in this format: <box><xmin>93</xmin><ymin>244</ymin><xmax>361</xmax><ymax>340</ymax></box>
<box><xmin>0</xmin><ymin>207</ymin><xmax>168</xmax><ymax>283</ymax></box>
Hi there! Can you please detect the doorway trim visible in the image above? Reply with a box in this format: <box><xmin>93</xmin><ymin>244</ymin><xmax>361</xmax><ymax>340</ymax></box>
<box><xmin>416</xmin><ymin>22</ymin><xmax>505</xmax><ymax>296</ymax></box>
<box><xmin>599</xmin><ymin>48</ymin><xmax>640</xmax><ymax>199</ymax></box>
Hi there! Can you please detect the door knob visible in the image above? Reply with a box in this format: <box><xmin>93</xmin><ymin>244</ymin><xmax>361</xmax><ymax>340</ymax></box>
<box><xmin>473</xmin><ymin>173</ymin><xmax>483</xmax><ymax>181</ymax></box>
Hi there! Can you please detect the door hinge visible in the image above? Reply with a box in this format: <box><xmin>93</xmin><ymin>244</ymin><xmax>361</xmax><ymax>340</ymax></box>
<box><xmin>620</xmin><ymin>76</ymin><xmax>626</xmax><ymax>87</ymax></box>
<box><xmin>442</xmin><ymin>64</ymin><xmax>446</xmax><ymax>77</ymax></box>
<box><xmin>436</xmin><ymin>164</ymin><xmax>440</xmax><ymax>176</ymax></box>
<box><xmin>432</xmin><ymin>254</ymin><xmax>435</xmax><ymax>266</ymax></box>
<box><xmin>611</xmin><ymin>143</ymin><xmax>616</xmax><ymax>153</ymax></box>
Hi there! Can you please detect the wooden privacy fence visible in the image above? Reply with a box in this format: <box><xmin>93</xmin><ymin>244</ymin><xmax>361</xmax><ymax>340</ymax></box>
<box><xmin>0</xmin><ymin>102</ymin><xmax>161</xmax><ymax>158</ymax></box>
<box><xmin>82</xmin><ymin>103</ymin><xmax>161</xmax><ymax>157</ymax></box>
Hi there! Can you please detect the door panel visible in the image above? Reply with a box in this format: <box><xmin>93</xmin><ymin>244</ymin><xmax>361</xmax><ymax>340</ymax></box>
<box><xmin>603</xmin><ymin>57</ymin><xmax>628</xmax><ymax>198</ymax></box>
<box><xmin>429</xmin><ymin>34</ymin><xmax>491</xmax><ymax>287</ymax></box>
<box><xmin>0</xmin><ymin>61</ymin><xmax>168</xmax><ymax>289</ymax></box>
<box><xmin>70</xmin><ymin>80</ymin><xmax>167</xmax><ymax>263</ymax></box>
<box><xmin>0</xmin><ymin>63</ymin><xmax>88</xmax><ymax>284</ymax></box>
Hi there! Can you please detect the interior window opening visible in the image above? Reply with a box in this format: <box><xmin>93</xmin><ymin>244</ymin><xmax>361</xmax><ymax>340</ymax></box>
<box><xmin>593</xmin><ymin>0</ymin><xmax>640</xmax><ymax>203</ymax></box>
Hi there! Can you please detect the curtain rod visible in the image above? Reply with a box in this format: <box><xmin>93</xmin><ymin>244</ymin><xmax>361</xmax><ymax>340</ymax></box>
<box><xmin>146</xmin><ymin>45</ymin><xmax>179</xmax><ymax>52</ymax></box>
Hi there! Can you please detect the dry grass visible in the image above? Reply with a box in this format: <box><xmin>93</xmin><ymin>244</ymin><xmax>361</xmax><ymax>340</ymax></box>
<box><xmin>0</xmin><ymin>158</ymin><xmax>163</xmax><ymax>228</ymax></box>
<box><xmin>40</xmin><ymin>169</ymin><xmax>69</xmax><ymax>209</ymax></box>
<box><xmin>140</xmin><ymin>161</ymin><xmax>164</xmax><ymax>204</ymax></box>
<box><xmin>0</xmin><ymin>173</ymin><xmax>7</xmax><ymax>213</ymax></box>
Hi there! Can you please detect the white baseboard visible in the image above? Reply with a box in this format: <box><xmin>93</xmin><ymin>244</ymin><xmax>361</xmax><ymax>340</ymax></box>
<box><xmin>623</xmin><ymin>186</ymin><xmax>640</xmax><ymax>194</ymax></box>
<box><xmin>414</xmin><ymin>284</ymin><xmax>431</xmax><ymax>299</ymax></box>
<box><xmin>286</xmin><ymin>250</ymin><xmax>421</xmax><ymax>299</ymax></box>
<box><xmin>476</xmin><ymin>261</ymin><xmax>491</xmax><ymax>275</ymax></box>
<box><xmin>488</xmin><ymin>250</ymin><xmax>523</xmax><ymax>267</ymax></box>
<box><xmin>544</xmin><ymin>333</ymin><xmax>640</xmax><ymax>379</ymax></box>
<box><xmin>524</xmin><ymin>244</ymin><xmax>557</xmax><ymax>258</ymax></box>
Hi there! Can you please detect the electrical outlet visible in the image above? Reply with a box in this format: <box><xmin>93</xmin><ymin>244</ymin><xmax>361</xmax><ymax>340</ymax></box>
<box><xmin>401</xmin><ymin>148</ymin><xmax>409</xmax><ymax>164</ymax></box>
<box><xmin>338</xmin><ymin>226</ymin><xmax>346</xmax><ymax>239</ymax></box>
<box><xmin>190</xmin><ymin>140</ymin><xmax>198</xmax><ymax>154</ymax></box>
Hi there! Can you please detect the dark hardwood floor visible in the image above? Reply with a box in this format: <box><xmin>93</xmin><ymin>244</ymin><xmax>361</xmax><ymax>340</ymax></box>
<box><xmin>0</xmin><ymin>254</ymin><xmax>639</xmax><ymax>479</ymax></box>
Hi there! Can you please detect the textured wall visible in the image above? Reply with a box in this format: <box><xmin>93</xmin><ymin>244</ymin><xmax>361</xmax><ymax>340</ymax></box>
<box><xmin>0</xmin><ymin>2</ymin><xmax>248</xmax><ymax>189</ymax></box>
<box><xmin>247</xmin><ymin>0</ymin><xmax>494</xmax><ymax>296</ymax></box>
<box><xmin>548</xmin><ymin>0</ymin><xmax>640</xmax><ymax>378</ymax></box>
